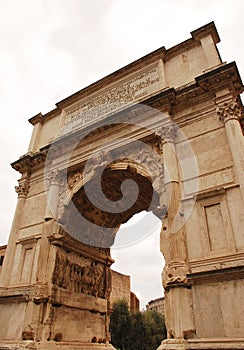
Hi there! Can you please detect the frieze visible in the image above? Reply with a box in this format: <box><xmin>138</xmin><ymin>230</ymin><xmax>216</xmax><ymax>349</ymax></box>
<box><xmin>52</xmin><ymin>250</ymin><xmax>108</xmax><ymax>298</ymax></box>
<box><xmin>63</xmin><ymin>62</ymin><xmax>162</xmax><ymax>132</ymax></box>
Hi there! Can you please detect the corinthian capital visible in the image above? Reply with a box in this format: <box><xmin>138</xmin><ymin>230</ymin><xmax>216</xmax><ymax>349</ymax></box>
<box><xmin>46</xmin><ymin>170</ymin><xmax>60</xmax><ymax>186</ymax></box>
<box><xmin>156</xmin><ymin>121</ymin><xmax>177</xmax><ymax>145</ymax></box>
<box><xmin>216</xmin><ymin>99</ymin><xmax>243</xmax><ymax>123</ymax></box>
<box><xmin>15</xmin><ymin>179</ymin><xmax>29</xmax><ymax>199</ymax></box>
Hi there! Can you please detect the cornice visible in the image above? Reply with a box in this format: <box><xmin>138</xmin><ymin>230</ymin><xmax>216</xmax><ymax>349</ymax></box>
<box><xmin>191</xmin><ymin>21</ymin><xmax>220</xmax><ymax>44</ymax></box>
<box><xmin>196</xmin><ymin>61</ymin><xmax>244</xmax><ymax>95</ymax></box>
<box><xmin>28</xmin><ymin>112</ymin><xmax>43</xmax><ymax>126</ymax></box>
<box><xmin>28</xmin><ymin>108</ymin><xmax>61</xmax><ymax>125</ymax></box>
<box><xmin>143</xmin><ymin>62</ymin><xmax>243</xmax><ymax>117</ymax></box>
<box><xmin>26</xmin><ymin>23</ymin><xmax>222</xmax><ymax>127</ymax></box>
<box><xmin>143</xmin><ymin>62</ymin><xmax>243</xmax><ymax>114</ymax></box>
<box><xmin>42</xmin><ymin>107</ymin><xmax>61</xmax><ymax>122</ymax></box>
<box><xmin>11</xmin><ymin>149</ymin><xmax>48</xmax><ymax>174</ymax></box>
<box><xmin>48</xmin><ymin>231</ymin><xmax>113</xmax><ymax>266</ymax></box>
<box><xmin>174</xmin><ymin>83</ymin><xmax>209</xmax><ymax>111</ymax></box>
<box><xmin>143</xmin><ymin>87</ymin><xmax>176</xmax><ymax>112</ymax></box>
<box><xmin>171</xmin><ymin>62</ymin><xmax>244</xmax><ymax>115</ymax></box>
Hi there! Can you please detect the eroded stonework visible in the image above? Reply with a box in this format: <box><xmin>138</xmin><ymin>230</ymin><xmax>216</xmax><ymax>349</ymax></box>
<box><xmin>64</xmin><ymin>62</ymin><xmax>162</xmax><ymax>131</ymax></box>
<box><xmin>0</xmin><ymin>22</ymin><xmax>244</xmax><ymax>350</ymax></box>
<box><xmin>52</xmin><ymin>249</ymin><xmax>109</xmax><ymax>298</ymax></box>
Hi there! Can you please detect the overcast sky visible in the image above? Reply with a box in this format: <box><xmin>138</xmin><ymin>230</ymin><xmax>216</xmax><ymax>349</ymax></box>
<box><xmin>1</xmin><ymin>0</ymin><xmax>244</xmax><ymax>308</ymax></box>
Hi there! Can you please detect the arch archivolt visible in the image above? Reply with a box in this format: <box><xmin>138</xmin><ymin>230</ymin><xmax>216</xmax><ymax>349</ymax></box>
<box><xmin>57</xmin><ymin>138</ymin><xmax>165</xmax><ymax>223</ymax></box>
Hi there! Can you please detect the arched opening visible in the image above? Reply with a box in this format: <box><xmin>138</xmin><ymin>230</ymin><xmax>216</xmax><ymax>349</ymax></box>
<box><xmin>59</xmin><ymin>155</ymin><xmax>166</xmax><ymax>308</ymax></box>
<box><xmin>60</xmin><ymin>156</ymin><xmax>164</xmax><ymax>249</ymax></box>
<box><xmin>111</xmin><ymin>210</ymin><xmax>164</xmax><ymax>310</ymax></box>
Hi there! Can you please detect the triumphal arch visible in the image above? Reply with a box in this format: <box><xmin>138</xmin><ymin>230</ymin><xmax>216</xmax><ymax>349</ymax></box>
<box><xmin>0</xmin><ymin>22</ymin><xmax>244</xmax><ymax>349</ymax></box>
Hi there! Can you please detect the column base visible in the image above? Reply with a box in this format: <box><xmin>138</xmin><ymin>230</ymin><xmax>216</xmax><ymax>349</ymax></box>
<box><xmin>187</xmin><ymin>338</ymin><xmax>244</xmax><ymax>349</ymax></box>
<box><xmin>0</xmin><ymin>340</ymin><xmax>116</xmax><ymax>350</ymax></box>
<box><xmin>157</xmin><ymin>339</ymin><xmax>187</xmax><ymax>350</ymax></box>
<box><xmin>157</xmin><ymin>338</ymin><xmax>244</xmax><ymax>350</ymax></box>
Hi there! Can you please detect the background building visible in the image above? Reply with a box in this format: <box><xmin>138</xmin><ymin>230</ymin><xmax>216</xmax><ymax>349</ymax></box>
<box><xmin>146</xmin><ymin>297</ymin><xmax>165</xmax><ymax>316</ymax></box>
<box><xmin>130</xmin><ymin>292</ymin><xmax>140</xmax><ymax>313</ymax></box>
<box><xmin>110</xmin><ymin>270</ymin><xmax>140</xmax><ymax>312</ymax></box>
<box><xmin>0</xmin><ymin>246</ymin><xmax>6</xmax><ymax>276</ymax></box>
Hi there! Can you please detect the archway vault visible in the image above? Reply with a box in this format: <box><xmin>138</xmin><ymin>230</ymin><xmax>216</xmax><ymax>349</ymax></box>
<box><xmin>60</xmin><ymin>156</ymin><xmax>163</xmax><ymax>248</ymax></box>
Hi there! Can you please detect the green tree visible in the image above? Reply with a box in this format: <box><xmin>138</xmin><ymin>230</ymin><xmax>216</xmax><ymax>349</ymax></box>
<box><xmin>143</xmin><ymin>310</ymin><xmax>167</xmax><ymax>349</ymax></box>
<box><xmin>110</xmin><ymin>300</ymin><xmax>167</xmax><ymax>350</ymax></box>
<box><xmin>130</xmin><ymin>311</ymin><xmax>151</xmax><ymax>350</ymax></box>
<box><xmin>110</xmin><ymin>300</ymin><xmax>131</xmax><ymax>350</ymax></box>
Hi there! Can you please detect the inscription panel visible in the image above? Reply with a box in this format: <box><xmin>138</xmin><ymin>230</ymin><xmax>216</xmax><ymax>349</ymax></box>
<box><xmin>63</xmin><ymin>60</ymin><xmax>163</xmax><ymax>133</ymax></box>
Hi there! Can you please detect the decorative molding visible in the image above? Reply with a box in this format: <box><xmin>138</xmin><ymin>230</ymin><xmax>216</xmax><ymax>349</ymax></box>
<box><xmin>51</xmin><ymin>286</ymin><xmax>107</xmax><ymax>313</ymax></box>
<box><xmin>187</xmin><ymin>265</ymin><xmax>244</xmax><ymax>284</ymax></box>
<box><xmin>187</xmin><ymin>338</ymin><xmax>244</xmax><ymax>350</ymax></box>
<box><xmin>0</xmin><ymin>293</ymin><xmax>29</xmax><ymax>303</ymax></box>
<box><xmin>195</xmin><ymin>186</ymin><xmax>226</xmax><ymax>200</ymax></box>
<box><xmin>190</xmin><ymin>252</ymin><xmax>244</xmax><ymax>274</ymax></box>
<box><xmin>48</xmin><ymin>229</ymin><xmax>112</xmax><ymax>265</ymax></box>
<box><xmin>198</xmin><ymin>191</ymin><xmax>236</xmax><ymax>257</ymax></box>
<box><xmin>16</xmin><ymin>235</ymin><xmax>42</xmax><ymax>245</ymax></box>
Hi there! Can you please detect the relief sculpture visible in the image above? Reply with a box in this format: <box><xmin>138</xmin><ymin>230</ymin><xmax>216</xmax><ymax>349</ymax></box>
<box><xmin>53</xmin><ymin>251</ymin><xmax>107</xmax><ymax>298</ymax></box>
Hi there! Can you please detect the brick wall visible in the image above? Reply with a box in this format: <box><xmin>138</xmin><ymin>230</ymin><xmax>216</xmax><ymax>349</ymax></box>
<box><xmin>110</xmin><ymin>270</ymin><xmax>131</xmax><ymax>308</ymax></box>
<box><xmin>130</xmin><ymin>292</ymin><xmax>140</xmax><ymax>312</ymax></box>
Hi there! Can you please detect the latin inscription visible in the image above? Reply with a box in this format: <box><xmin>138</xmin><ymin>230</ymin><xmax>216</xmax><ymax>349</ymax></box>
<box><xmin>63</xmin><ymin>62</ymin><xmax>162</xmax><ymax>132</ymax></box>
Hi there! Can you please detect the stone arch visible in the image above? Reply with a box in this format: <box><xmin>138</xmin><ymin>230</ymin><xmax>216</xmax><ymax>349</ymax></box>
<box><xmin>58</xmin><ymin>144</ymin><xmax>165</xmax><ymax>249</ymax></box>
